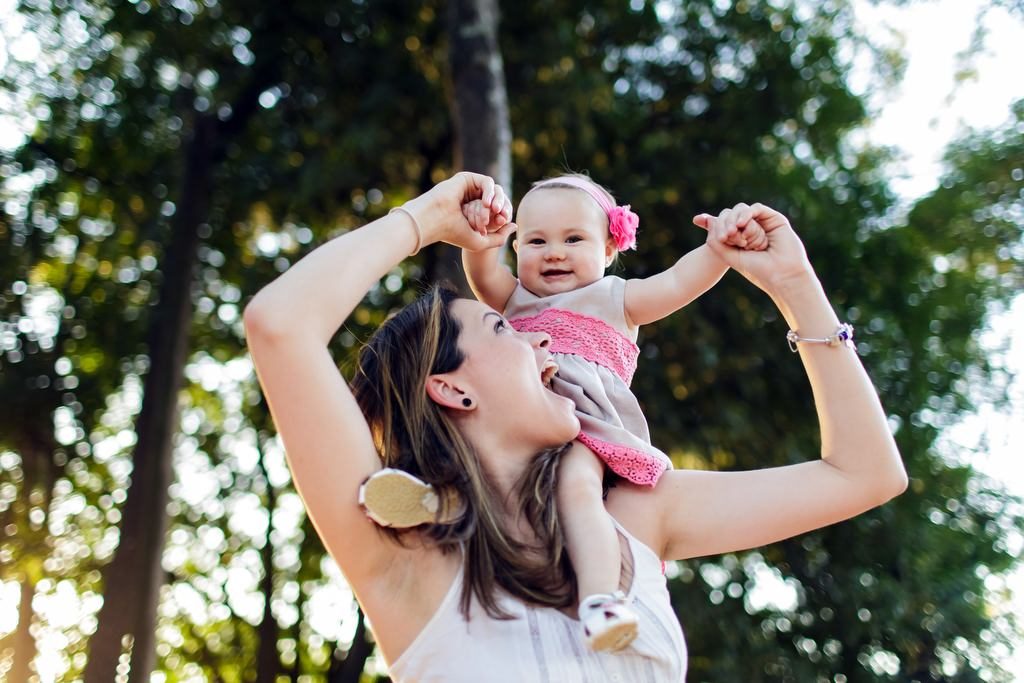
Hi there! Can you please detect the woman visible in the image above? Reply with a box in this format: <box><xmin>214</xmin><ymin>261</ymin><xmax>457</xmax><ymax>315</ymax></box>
<box><xmin>243</xmin><ymin>172</ymin><xmax>907</xmax><ymax>681</ymax></box>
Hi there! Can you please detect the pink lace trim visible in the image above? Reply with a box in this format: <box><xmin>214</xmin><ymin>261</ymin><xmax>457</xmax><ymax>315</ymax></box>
<box><xmin>576</xmin><ymin>432</ymin><xmax>667</xmax><ymax>487</ymax></box>
<box><xmin>509</xmin><ymin>308</ymin><xmax>639</xmax><ymax>385</ymax></box>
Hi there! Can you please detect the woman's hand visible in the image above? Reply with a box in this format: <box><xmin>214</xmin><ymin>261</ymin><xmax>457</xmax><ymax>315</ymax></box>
<box><xmin>693</xmin><ymin>203</ymin><xmax>813</xmax><ymax>295</ymax></box>
<box><xmin>400</xmin><ymin>172</ymin><xmax>515</xmax><ymax>252</ymax></box>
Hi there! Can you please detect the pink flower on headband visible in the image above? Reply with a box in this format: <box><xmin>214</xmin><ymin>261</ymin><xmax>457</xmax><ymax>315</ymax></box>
<box><xmin>608</xmin><ymin>205</ymin><xmax>639</xmax><ymax>251</ymax></box>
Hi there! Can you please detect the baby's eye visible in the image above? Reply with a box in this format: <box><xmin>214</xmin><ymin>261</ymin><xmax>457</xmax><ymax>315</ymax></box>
<box><xmin>493</xmin><ymin>318</ymin><xmax>508</xmax><ymax>333</ymax></box>
<box><xmin>566</xmin><ymin>236</ymin><xmax>583</xmax><ymax>243</ymax></box>
<box><xmin>529</xmin><ymin>238</ymin><xmax>545</xmax><ymax>245</ymax></box>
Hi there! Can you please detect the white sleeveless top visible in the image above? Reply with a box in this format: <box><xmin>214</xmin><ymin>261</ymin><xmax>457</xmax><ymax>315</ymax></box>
<box><xmin>386</xmin><ymin>522</ymin><xmax>687</xmax><ymax>682</ymax></box>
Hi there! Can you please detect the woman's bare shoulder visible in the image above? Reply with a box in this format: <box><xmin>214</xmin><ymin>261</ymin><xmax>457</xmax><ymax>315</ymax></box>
<box><xmin>605</xmin><ymin>482</ymin><xmax>665</xmax><ymax>557</ymax></box>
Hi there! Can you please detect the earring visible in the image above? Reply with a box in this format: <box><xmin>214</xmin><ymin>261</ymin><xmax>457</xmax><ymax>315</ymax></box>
<box><xmin>462</xmin><ymin>397</ymin><xmax>473</xmax><ymax>408</ymax></box>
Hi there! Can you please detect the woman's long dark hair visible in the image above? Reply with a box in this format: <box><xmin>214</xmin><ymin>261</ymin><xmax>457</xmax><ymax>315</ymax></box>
<box><xmin>351</xmin><ymin>284</ymin><xmax>576</xmax><ymax>618</ymax></box>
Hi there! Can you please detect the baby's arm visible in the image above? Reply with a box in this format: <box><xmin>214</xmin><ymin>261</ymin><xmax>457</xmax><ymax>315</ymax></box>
<box><xmin>624</xmin><ymin>244</ymin><xmax>729</xmax><ymax>327</ymax></box>
<box><xmin>461</xmin><ymin>200</ymin><xmax>518</xmax><ymax>311</ymax></box>
<box><xmin>624</xmin><ymin>215</ymin><xmax>767</xmax><ymax>327</ymax></box>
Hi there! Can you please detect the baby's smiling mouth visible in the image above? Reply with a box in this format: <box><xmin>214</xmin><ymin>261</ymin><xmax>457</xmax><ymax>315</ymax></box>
<box><xmin>541</xmin><ymin>269</ymin><xmax>572</xmax><ymax>277</ymax></box>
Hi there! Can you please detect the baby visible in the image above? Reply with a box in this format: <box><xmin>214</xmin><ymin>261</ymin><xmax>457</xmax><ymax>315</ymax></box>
<box><xmin>458</xmin><ymin>174</ymin><xmax>766</xmax><ymax>651</ymax></box>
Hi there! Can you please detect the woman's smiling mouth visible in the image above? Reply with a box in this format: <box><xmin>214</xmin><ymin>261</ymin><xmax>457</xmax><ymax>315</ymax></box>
<box><xmin>541</xmin><ymin>359</ymin><xmax>559</xmax><ymax>386</ymax></box>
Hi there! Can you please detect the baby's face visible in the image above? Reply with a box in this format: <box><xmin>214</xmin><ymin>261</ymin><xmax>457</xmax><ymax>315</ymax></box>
<box><xmin>514</xmin><ymin>188</ymin><xmax>614</xmax><ymax>298</ymax></box>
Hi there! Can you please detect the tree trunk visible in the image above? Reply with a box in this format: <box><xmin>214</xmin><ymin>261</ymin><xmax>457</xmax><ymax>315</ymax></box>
<box><xmin>6</xmin><ymin>576</ymin><xmax>37</xmax><ymax>683</ymax></box>
<box><xmin>327</xmin><ymin>607</ymin><xmax>372</xmax><ymax>683</ymax></box>
<box><xmin>82</xmin><ymin>116</ymin><xmax>214</xmax><ymax>683</ymax></box>
<box><xmin>441</xmin><ymin>0</ymin><xmax>512</xmax><ymax>290</ymax></box>
<box><xmin>255</xmin><ymin>447</ymin><xmax>281</xmax><ymax>683</ymax></box>
<box><xmin>3</xmin><ymin>430</ymin><xmax>59</xmax><ymax>683</ymax></box>
<box><xmin>287</xmin><ymin>516</ymin><xmax>316</xmax><ymax>682</ymax></box>
<box><xmin>287</xmin><ymin>582</ymin><xmax>306</xmax><ymax>682</ymax></box>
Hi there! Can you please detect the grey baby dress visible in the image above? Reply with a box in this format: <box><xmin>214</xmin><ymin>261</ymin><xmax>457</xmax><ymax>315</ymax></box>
<box><xmin>505</xmin><ymin>275</ymin><xmax>671</xmax><ymax>486</ymax></box>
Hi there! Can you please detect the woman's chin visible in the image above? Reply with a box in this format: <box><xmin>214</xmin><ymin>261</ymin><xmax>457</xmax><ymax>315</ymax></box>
<box><xmin>548</xmin><ymin>389</ymin><xmax>575</xmax><ymax>412</ymax></box>
<box><xmin>560</xmin><ymin>404</ymin><xmax>581</xmax><ymax>440</ymax></box>
<box><xmin>538</xmin><ymin>384</ymin><xmax>579</xmax><ymax>439</ymax></box>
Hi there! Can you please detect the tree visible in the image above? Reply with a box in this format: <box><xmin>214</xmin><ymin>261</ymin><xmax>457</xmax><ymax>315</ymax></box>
<box><xmin>444</xmin><ymin>0</ymin><xmax>513</xmax><ymax>290</ymax></box>
<box><xmin>4</xmin><ymin>1</ymin><xmax>450</xmax><ymax>679</ymax></box>
<box><xmin>71</xmin><ymin>6</ymin><xmax>294</xmax><ymax>678</ymax></box>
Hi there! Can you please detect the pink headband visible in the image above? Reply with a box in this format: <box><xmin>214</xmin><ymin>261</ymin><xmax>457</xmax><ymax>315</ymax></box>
<box><xmin>529</xmin><ymin>177</ymin><xmax>639</xmax><ymax>251</ymax></box>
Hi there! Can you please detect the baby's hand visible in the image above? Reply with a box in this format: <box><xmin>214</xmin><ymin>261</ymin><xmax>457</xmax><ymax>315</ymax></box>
<box><xmin>462</xmin><ymin>198</ymin><xmax>512</xmax><ymax>237</ymax></box>
<box><xmin>462</xmin><ymin>199</ymin><xmax>487</xmax><ymax>232</ymax></box>
<box><xmin>693</xmin><ymin>213</ymin><xmax>768</xmax><ymax>251</ymax></box>
<box><xmin>732</xmin><ymin>217</ymin><xmax>768</xmax><ymax>251</ymax></box>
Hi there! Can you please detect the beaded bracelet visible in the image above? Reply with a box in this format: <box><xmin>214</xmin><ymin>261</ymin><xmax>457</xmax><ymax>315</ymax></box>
<box><xmin>389</xmin><ymin>206</ymin><xmax>423</xmax><ymax>256</ymax></box>
<box><xmin>786</xmin><ymin>323</ymin><xmax>855</xmax><ymax>353</ymax></box>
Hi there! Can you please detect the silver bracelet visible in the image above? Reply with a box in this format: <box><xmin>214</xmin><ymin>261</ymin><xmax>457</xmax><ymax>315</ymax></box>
<box><xmin>786</xmin><ymin>323</ymin><xmax>855</xmax><ymax>353</ymax></box>
<box><xmin>389</xmin><ymin>206</ymin><xmax>423</xmax><ymax>256</ymax></box>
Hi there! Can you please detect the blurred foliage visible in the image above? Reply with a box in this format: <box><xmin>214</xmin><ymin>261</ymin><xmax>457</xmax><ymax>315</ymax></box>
<box><xmin>0</xmin><ymin>0</ymin><xmax>1021</xmax><ymax>682</ymax></box>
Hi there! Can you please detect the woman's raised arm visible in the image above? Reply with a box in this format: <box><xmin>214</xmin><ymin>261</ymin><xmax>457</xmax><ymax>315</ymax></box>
<box><xmin>243</xmin><ymin>173</ymin><xmax>512</xmax><ymax>585</ymax></box>
<box><xmin>650</xmin><ymin>203</ymin><xmax>908</xmax><ymax>561</ymax></box>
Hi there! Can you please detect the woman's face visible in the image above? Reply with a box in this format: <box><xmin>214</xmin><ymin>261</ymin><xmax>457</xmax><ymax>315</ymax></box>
<box><xmin>448</xmin><ymin>298</ymin><xmax>580</xmax><ymax>448</ymax></box>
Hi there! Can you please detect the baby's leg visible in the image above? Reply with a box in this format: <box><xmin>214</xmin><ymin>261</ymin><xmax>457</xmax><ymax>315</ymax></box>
<box><xmin>559</xmin><ymin>443</ymin><xmax>639</xmax><ymax>651</ymax></box>
<box><xmin>557</xmin><ymin>442</ymin><xmax>619</xmax><ymax>600</ymax></box>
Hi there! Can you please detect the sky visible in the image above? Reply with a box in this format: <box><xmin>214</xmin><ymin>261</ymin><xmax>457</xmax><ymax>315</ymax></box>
<box><xmin>1</xmin><ymin>0</ymin><xmax>1023</xmax><ymax>680</ymax></box>
<box><xmin>851</xmin><ymin>0</ymin><xmax>1024</xmax><ymax>201</ymax></box>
